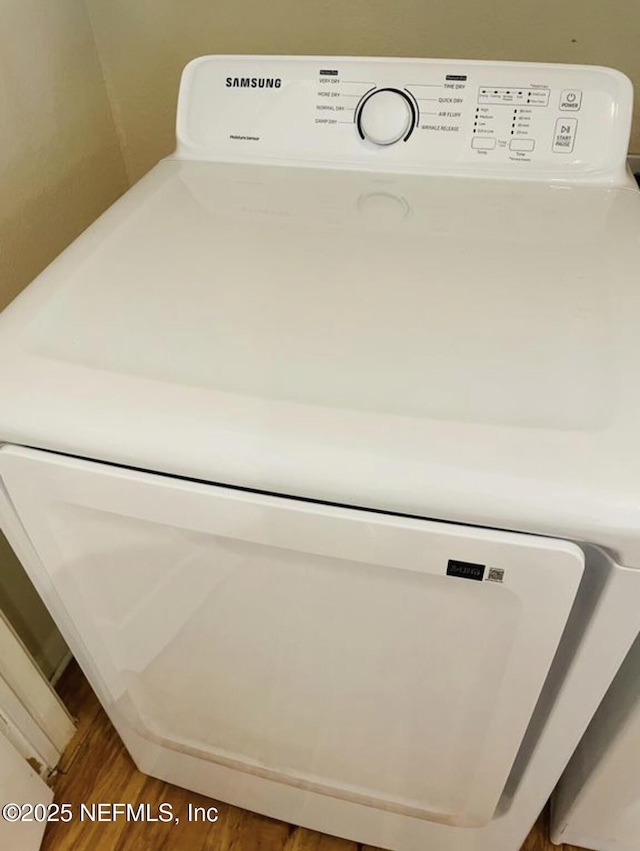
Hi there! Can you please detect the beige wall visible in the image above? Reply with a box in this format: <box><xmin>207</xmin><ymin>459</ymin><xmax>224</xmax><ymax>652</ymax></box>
<box><xmin>86</xmin><ymin>0</ymin><xmax>640</xmax><ymax>182</ymax></box>
<box><xmin>0</xmin><ymin>0</ymin><xmax>128</xmax><ymax>309</ymax></box>
<box><xmin>0</xmin><ymin>0</ymin><xmax>129</xmax><ymax>677</ymax></box>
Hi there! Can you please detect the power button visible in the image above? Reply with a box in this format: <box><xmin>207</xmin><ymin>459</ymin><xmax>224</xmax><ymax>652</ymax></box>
<box><xmin>559</xmin><ymin>90</ymin><xmax>582</xmax><ymax>111</ymax></box>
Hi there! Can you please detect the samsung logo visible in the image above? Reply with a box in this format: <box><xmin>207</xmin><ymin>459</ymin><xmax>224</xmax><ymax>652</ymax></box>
<box><xmin>225</xmin><ymin>77</ymin><xmax>282</xmax><ymax>89</ymax></box>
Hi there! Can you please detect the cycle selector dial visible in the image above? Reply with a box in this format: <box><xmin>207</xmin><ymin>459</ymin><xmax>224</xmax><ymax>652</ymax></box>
<box><xmin>357</xmin><ymin>88</ymin><xmax>417</xmax><ymax>146</ymax></box>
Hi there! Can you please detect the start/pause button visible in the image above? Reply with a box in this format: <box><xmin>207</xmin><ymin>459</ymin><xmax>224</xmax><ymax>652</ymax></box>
<box><xmin>553</xmin><ymin>118</ymin><xmax>578</xmax><ymax>153</ymax></box>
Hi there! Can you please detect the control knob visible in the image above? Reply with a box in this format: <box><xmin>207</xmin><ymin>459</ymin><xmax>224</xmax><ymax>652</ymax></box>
<box><xmin>357</xmin><ymin>88</ymin><xmax>416</xmax><ymax>146</ymax></box>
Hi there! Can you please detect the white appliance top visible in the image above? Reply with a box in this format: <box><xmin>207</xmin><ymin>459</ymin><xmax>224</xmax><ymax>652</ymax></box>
<box><xmin>1</xmin><ymin>56</ymin><xmax>640</xmax><ymax>563</ymax></box>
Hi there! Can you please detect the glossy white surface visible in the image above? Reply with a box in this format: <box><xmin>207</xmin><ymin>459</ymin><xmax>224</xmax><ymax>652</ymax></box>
<box><xmin>2</xmin><ymin>457</ymin><xmax>639</xmax><ymax>850</ymax></box>
<box><xmin>1</xmin><ymin>158</ymin><xmax>640</xmax><ymax>562</ymax></box>
<box><xmin>0</xmin><ymin>447</ymin><xmax>584</xmax><ymax>828</ymax></box>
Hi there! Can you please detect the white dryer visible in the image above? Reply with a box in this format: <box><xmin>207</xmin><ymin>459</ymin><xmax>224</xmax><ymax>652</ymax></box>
<box><xmin>0</xmin><ymin>56</ymin><xmax>639</xmax><ymax>851</ymax></box>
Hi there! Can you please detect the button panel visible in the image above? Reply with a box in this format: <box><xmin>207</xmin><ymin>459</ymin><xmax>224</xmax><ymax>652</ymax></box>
<box><xmin>559</xmin><ymin>90</ymin><xmax>582</xmax><ymax>111</ymax></box>
<box><xmin>177</xmin><ymin>56</ymin><xmax>632</xmax><ymax>182</ymax></box>
<box><xmin>472</xmin><ymin>137</ymin><xmax>496</xmax><ymax>150</ymax></box>
<box><xmin>553</xmin><ymin>118</ymin><xmax>578</xmax><ymax>153</ymax></box>
<box><xmin>510</xmin><ymin>139</ymin><xmax>536</xmax><ymax>152</ymax></box>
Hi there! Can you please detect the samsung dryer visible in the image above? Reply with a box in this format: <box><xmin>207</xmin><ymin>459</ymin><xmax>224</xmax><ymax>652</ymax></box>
<box><xmin>1</xmin><ymin>57</ymin><xmax>640</xmax><ymax>851</ymax></box>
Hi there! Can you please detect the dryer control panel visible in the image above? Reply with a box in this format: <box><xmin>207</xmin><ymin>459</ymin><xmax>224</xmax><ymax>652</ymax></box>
<box><xmin>176</xmin><ymin>56</ymin><xmax>632</xmax><ymax>184</ymax></box>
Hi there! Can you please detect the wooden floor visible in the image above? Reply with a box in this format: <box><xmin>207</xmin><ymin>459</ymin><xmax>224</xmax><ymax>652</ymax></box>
<box><xmin>42</xmin><ymin>662</ymin><xmax>586</xmax><ymax>851</ymax></box>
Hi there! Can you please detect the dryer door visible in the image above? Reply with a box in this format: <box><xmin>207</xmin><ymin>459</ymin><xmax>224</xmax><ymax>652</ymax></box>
<box><xmin>0</xmin><ymin>445</ymin><xmax>584</xmax><ymax>828</ymax></box>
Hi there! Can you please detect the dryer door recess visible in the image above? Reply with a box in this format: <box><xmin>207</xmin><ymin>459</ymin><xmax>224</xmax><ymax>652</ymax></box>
<box><xmin>0</xmin><ymin>445</ymin><xmax>584</xmax><ymax>828</ymax></box>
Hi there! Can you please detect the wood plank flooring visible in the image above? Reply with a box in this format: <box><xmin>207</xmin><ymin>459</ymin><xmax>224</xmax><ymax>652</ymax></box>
<box><xmin>42</xmin><ymin>662</ymin><xmax>586</xmax><ymax>851</ymax></box>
